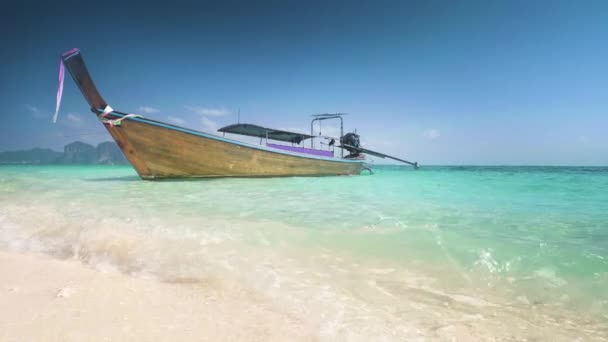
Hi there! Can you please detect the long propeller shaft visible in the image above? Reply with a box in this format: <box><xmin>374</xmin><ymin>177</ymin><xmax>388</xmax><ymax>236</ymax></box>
<box><xmin>339</xmin><ymin>144</ymin><xmax>418</xmax><ymax>168</ymax></box>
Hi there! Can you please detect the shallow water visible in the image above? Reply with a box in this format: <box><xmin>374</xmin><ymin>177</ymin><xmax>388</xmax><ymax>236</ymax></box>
<box><xmin>1</xmin><ymin>165</ymin><xmax>607</xmax><ymax>339</ymax></box>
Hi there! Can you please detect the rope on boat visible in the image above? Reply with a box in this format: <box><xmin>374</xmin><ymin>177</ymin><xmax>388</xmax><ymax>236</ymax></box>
<box><xmin>53</xmin><ymin>50</ymin><xmax>141</xmax><ymax>127</ymax></box>
<box><xmin>97</xmin><ymin>105</ymin><xmax>143</xmax><ymax>127</ymax></box>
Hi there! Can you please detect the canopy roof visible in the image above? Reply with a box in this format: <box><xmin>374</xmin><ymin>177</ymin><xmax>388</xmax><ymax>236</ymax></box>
<box><xmin>218</xmin><ymin>123</ymin><xmax>313</xmax><ymax>144</ymax></box>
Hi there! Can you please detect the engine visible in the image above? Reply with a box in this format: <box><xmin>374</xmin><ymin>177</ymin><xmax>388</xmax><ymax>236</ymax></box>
<box><xmin>340</xmin><ymin>132</ymin><xmax>362</xmax><ymax>158</ymax></box>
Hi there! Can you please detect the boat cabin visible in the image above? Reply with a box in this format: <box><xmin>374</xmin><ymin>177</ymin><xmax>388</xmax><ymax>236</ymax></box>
<box><xmin>218</xmin><ymin>123</ymin><xmax>335</xmax><ymax>158</ymax></box>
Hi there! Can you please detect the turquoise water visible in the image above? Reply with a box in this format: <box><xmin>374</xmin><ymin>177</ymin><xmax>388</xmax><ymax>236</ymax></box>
<box><xmin>1</xmin><ymin>165</ymin><xmax>607</xmax><ymax>338</ymax></box>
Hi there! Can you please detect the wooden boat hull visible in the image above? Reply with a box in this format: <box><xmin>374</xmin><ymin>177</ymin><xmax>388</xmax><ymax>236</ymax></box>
<box><xmin>104</xmin><ymin>115</ymin><xmax>364</xmax><ymax>179</ymax></box>
<box><xmin>59</xmin><ymin>49</ymin><xmax>363</xmax><ymax>179</ymax></box>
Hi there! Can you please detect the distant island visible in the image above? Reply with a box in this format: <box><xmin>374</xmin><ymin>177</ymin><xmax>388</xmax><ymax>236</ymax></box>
<box><xmin>0</xmin><ymin>141</ymin><xmax>128</xmax><ymax>165</ymax></box>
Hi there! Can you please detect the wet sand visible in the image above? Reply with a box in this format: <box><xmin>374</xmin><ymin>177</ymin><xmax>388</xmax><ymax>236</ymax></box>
<box><xmin>1</xmin><ymin>250</ymin><xmax>607</xmax><ymax>341</ymax></box>
<box><xmin>0</xmin><ymin>251</ymin><xmax>314</xmax><ymax>342</ymax></box>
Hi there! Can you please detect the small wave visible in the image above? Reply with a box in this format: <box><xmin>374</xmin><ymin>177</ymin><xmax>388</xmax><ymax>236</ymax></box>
<box><xmin>533</xmin><ymin>267</ymin><xmax>568</xmax><ymax>288</ymax></box>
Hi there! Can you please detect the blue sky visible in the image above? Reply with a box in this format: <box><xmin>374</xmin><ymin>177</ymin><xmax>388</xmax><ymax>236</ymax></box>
<box><xmin>1</xmin><ymin>0</ymin><xmax>607</xmax><ymax>165</ymax></box>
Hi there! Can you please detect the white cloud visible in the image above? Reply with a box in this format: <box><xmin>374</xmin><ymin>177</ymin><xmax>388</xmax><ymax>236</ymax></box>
<box><xmin>66</xmin><ymin>113</ymin><xmax>82</xmax><ymax>123</ymax></box>
<box><xmin>185</xmin><ymin>105</ymin><xmax>230</xmax><ymax>116</ymax></box>
<box><xmin>168</xmin><ymin>116</ymin><xmax>186</xmax><ymax>126</ymax></box>
<box><xmin>183</xmin><ymin>105</ymin><xmax>230</xmax><ymax>133</ymax></box>
<box><xmin>25</xmin><ymin>104</ymin><xmax>40</xmax><ymax>114</ymax></box>
<box><xmin>65</xmin><ymin>113</ymin><xmax>84</xmax><ymax>127</ymax></box>
<box><xmin>25</xmin><ymin>104</ymin><xmax>46</xmax><ymax>118</ymax></box>
<box><xmin>138</xmin><ymin>106</ymin><xmax>159</xmax><ymax>114</ymax></box>
<box><xmin>423</xmin><ymin>128</ymin><xmax>441</xmax><ymax>140</ymax></box>
<box><xmin>201</xmin><ymin>116</ymin><xmax>219</xmax><ymax>132</ymax></box>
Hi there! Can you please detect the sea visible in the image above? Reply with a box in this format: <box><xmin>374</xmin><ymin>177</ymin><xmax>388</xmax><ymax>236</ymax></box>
<box><xmin>1</xmin><ymin>164</ymin><xmax>607</xmax><ymax>340</ymax></box>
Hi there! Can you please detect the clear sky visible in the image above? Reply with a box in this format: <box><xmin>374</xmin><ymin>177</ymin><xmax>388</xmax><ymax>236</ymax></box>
<box><xmin>1</xmin><ymin>0</ymin><xmax>607</xmax><ymax>165</ymax></box>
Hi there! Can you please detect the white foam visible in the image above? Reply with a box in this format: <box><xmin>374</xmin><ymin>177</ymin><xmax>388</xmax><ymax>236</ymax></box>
<box><xmin>1</xmin><ymin>191</ymin><xmax>606</xmax><ymax>340</ymax></box>
<box><xmin>534</xmin><ymin>268</ymin><xmax>568</xmax><ymax>288</ymax></box>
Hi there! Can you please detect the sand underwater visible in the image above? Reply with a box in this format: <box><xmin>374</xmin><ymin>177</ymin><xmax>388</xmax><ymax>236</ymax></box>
<box><xmin>1</xmin><ymin>165</ymin><xmax>607</xmax><ymax>341</ymax></box>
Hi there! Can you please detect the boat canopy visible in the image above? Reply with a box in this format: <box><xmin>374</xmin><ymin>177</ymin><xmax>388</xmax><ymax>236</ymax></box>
<box><xmin>218</xmin><ymin>123</ymin><xmax>314</xmax><ymax>144</ymax></box>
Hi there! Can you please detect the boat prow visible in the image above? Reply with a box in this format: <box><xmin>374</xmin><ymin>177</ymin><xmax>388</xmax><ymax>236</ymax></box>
<box><xmin>58</xmin><ymin>49</ymin><xmax>365</xmax><ymax>179</ymax></box>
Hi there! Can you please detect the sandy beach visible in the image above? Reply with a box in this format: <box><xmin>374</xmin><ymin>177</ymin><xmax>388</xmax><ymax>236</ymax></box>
<box><xmin>0</xmin><ymin>251</ymin><xmax>315</xmax><ymax>342</ymax></box>
<box><xmin>2</xmin><ymin>250</ymin><xmax>606</xmax><ymax>341</ymax></box>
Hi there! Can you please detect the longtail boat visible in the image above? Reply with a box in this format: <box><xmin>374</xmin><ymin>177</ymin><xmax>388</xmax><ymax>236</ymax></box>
<box><xmin>55</xmin><ymin>49</ymin><xmax>417</xmax><ymax>179</ymax></box>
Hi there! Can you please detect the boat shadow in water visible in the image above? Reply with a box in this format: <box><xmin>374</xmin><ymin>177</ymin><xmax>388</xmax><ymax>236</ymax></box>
<box><xmin>85</xmin><ymin>176</ymin><xmax>142</xmax><ymax>182</ymax></box>
<box><xmin>85</xmin><ymin>175</ymin><xmax>248</xmax><ymax>182</ymax></box>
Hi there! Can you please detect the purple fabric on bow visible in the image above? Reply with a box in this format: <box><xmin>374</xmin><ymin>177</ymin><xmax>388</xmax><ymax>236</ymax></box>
<box><xmin>52</xmin><ymin>48</ymin><xmax>80</xmax><ymax>123</ymax></box>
